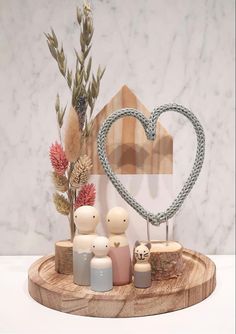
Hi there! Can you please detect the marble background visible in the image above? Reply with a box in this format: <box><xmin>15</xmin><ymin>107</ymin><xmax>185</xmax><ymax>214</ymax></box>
<box><xmin>0</xmin><ymin>0</ymin><xmax>234</xmax><ymax>255</ymax></box>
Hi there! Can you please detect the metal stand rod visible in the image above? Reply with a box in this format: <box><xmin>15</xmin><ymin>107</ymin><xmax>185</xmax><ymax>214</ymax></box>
<box><xmin>146</xmin><ymin>216</ymin><xmax>151</xmax><ymax>242</ymax></box>
<box><xmin>165</xmin><ymin>217</ymin><xmax>169</xmax><ymax>246</ymax></box>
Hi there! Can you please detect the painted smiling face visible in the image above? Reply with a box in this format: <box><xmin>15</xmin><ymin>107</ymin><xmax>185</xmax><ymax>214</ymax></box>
<box><xmin>134</xmin><ymin>241</ymin><xmax>151</xmax><ymax>262</ymax></box>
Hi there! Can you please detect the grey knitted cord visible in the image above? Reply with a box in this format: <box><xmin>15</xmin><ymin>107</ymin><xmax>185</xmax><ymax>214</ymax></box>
<box><xmin>97</xmin><ymin>103</ymin><xmax>205</xmax><ymax>226</ymax></box>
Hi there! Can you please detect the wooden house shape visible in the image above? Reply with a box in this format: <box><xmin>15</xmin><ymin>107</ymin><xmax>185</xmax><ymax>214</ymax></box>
<box><xmin>86</xmin><ymin>85</ymin><xmax>173</xmax><ymax>175</ymax></box>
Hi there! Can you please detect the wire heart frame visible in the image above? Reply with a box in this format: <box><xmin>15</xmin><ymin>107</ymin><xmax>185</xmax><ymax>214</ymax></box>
<box><xmin>97</xmin><ymin>103</ymin><xmax>205</xmax><ymax>227</ymax></box>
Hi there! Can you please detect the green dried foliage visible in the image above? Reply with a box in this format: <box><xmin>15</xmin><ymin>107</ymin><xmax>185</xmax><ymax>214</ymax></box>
<box><xmin>45</xmin><ymin>2</ymin><xmax>105</xmax><ymax>137</ymax></box>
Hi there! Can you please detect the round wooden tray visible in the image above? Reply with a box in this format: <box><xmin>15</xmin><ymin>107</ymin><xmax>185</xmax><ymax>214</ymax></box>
<box><xmin>28</xmin><ymin>249</ymin><xmax>216</xmax><ymax>317</ymax></box>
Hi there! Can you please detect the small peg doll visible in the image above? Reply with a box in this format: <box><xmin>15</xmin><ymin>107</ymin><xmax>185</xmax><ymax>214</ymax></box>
<box><xmin>106</xmin><ymin>207</ymin><xmax>132</xmax><ymax>286</ymax></box>
<box><xmin>73</xmin><ymin>205</ymin><xmax>99</xmax><ymax>286</ymax></box>
<box><xmin>134</xmin><ymin>241</ymin><xmax>152</xmax><ymax>288</ymax></box>
<box><xmin>90</xmin><ymin>236</ymin><xmax>113</xmax><ymax>292</ymax></box>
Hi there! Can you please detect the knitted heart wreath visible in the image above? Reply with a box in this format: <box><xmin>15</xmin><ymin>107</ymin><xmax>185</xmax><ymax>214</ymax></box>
<box><xmin>97</xmin><ymin>104</ymin><xmax>205</xmax><ymax>226</ymax></box>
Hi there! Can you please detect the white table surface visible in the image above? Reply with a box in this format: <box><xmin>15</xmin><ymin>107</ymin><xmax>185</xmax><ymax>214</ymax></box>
<box><xmin>0</xmin><ymin>255</ymin><xmax>235</xmax><ymax>334</ymax></box>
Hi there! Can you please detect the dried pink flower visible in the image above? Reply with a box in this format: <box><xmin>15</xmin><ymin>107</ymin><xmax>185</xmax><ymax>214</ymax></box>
<box><xmin>50</xmin><ymin>142</ymin><xmax>69</xmax><ymax>175</ymax></box>
<box><xmin>74</xmin><ymin>183</ymin><xmax>96</xmax><ymax>210</ymax></box>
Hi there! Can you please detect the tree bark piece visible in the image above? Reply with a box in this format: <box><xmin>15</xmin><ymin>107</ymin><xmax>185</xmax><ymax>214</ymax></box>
<box><xmin>149</xmin><ymin>240</ymin><xmax>184</xmax><ymax>280</ymax></box>
<box><xmin>55</xmin><ymin>240</ymin><xmax>73</xmax><ymax>274</ymax></box>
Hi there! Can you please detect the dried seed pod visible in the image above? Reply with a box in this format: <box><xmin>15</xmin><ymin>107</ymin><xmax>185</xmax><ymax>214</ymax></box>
<box><xmin>53</xmin><ymin>193</ymin><xmax>70</xmax><ymax>216</ymax></box>
<box><xmin>49</xmin><ymin>142</ymin><xmax>68</xmax><ymax>175</ymax></box>
<box><xmin>51</xmin><ymin>172</ymin><xmax>69</xmax><ymax>193</ymax></box>
<box><xmin>70</xmin><ymin>155</ymin><xmax>93</xmax><ymax>188</ymax></box>
<box><xmin>74</xmin><ymin>183</ymin><xmax>96</xmax><ymax>210</ymax></box>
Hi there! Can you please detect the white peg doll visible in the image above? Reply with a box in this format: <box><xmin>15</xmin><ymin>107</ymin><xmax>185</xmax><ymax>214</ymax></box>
<box><xmin>106</xmin><ymin>207</ymin><xmax>132</xmax><ymax>286</ymax></box>
<box><xmin>73</xmin><ymin>205</ymin><xmax>99</xmax><ymax>286</ymax></box>
<box><xmin>134</xmin><ymin>241</ymin><xmax>152</xmax><ymax>288</ymax></box>
<box><xmin>90</xmin><ymin>236</ymin><xmax>113</xmax><ymax>292</ymax></box>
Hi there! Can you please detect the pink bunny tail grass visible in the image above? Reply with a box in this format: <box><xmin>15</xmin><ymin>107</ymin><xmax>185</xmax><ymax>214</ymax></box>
<box><xmin>74</xmin><ymin>183</ymin><xmax>96</xmax><ymax>210</ymax></box>
<box><xmin>49</xmin><ymin>142</ymin><xmax>69</xmax><ymax>175</ymax></box>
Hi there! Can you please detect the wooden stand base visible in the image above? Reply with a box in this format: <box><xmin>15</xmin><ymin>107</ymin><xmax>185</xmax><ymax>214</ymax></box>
<box><xmin>28</xmin><ymin>249</ymin><xmax>216</xmax><ymax>318</ymax></box>
<box><xmin>55</xmin><ymin>240</ymin><xmax>73</xmax><ymax>274</ymax></box>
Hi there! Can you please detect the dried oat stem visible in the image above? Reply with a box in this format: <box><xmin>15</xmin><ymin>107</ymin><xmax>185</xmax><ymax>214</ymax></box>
<box><xmin>45</xmin><ymin>2</ymin><xmax>105</xmax><ymax>137</ymax></box>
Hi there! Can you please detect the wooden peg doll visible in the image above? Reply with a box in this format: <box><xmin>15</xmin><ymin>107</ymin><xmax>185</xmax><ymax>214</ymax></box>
<box><xmin>90</xmin><ymin>236</ymin><xmax>113</xmax><ymax>292</ymax></box>
<box><xmin>73</xmin><ymin>205</ymin><xmax>99</xmax><ymax>286</ymax></box>
<box><xmin>134</xmin><ymin>241</ymin><xmax>152</xmax><ymax>288</ymax></box>
<box><xmin>106</xmin><ymin>207</ymin><xmax>132</xmax><ymax>286</ymax></box>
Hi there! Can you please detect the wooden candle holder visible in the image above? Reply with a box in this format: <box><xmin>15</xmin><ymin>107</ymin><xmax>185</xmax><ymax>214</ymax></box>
<box><xmin>55</xmin><ymin>240</ymin><xmax>73</xmax><ymax>274</ymax></box>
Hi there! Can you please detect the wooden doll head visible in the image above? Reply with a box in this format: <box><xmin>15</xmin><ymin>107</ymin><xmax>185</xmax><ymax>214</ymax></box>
<box><xmin>91</xmin><ymin>236</ymin><xmax>110</xmax><ymax>257</ymax></box>
<box><xmin>134</xmin><ymin>241</ymin><xmax>151</xmax><ymax>263</ymax></box>
<box><xmin>106</xmin><ymin>207</ymin><xmax>129</xmax><ymax>234</ymax></box>
<box><xmin>74</xmin><ymin>205</ymin><xmax>99</xmax><ymax>234</ymax></box>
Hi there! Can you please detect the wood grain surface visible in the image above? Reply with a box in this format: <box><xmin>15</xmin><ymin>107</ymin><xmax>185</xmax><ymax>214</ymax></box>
<box><xmin>85</xmin><ymin>85</ymin><xmax>173</xmax><ymax>174</ymax></box>
<box><xmin>28</xmin><ymin>249</ymin><xmax>216</xmax><ymax>317</ymax></box>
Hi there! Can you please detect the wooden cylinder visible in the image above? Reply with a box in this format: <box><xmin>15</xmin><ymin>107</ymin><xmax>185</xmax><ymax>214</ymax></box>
<box><xmin>55</xmin><ymin>240</ymin><xmax>73</xmax><ymax>274</ymax></box>
<box><xmin>133</xmin><ymin>240</ymin><xmax>184</xmax><ymax>281</ymax></box>
<box><xmin>149</xmin><ymin>240</ymin><xmax>184</xmax><ymax>280</ymax></box>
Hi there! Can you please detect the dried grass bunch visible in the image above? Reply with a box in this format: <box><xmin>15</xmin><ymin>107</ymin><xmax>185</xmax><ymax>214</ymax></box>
<box><xmin>46</xmin><ymin>2</ymin><xmax>104</xmax><ymax>241</ymax></box>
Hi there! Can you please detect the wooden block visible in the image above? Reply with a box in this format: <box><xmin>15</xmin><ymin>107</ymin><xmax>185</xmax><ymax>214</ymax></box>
<box><xmin>28</xmin><ymin>249</ymin><xmax>216</xmax><ymax>317</ymax></box>
<box><xmin>150</xmin><ymin>241</ymin><xmax>184</xmax><ymax>280</ymax></box>
<box><xmin>55</xmin><ymin>240</ymin><xmax>73</xmax><ymax>274</ymax></box>
<box><xmin>86</xmin><ymin>85</ymin><xmax>173</xmax><ymax>174</ymax></box>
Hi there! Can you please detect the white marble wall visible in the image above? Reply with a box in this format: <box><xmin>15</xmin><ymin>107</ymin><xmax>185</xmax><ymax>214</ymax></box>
<box><xmin>0</xmin><ymin>0</ymin><xmax>234</xmax><ymax>255</ymax></box>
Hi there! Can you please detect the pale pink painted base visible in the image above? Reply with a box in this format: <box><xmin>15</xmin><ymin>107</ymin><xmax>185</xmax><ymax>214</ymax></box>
<box><xmin>109</xmin><ymin>245</ymin><xmax>132</xmax><ymax>285</ymax></box>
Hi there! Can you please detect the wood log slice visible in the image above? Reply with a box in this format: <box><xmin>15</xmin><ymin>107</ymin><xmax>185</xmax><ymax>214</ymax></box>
<box><xmin>150</xmin><ymin>240</ymin><xmax>184</xmax><ymax>280</ymax></box>
<box><xmin>55</xmin><ymin>240</ymin><xmax>73</xmax><ymax>274</ymax></box>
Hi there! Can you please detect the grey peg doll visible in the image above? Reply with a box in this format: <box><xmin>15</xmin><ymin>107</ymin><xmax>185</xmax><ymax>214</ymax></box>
<box><xmin>73</xmin><ymin>205</ymin><xmax>99</xmax><ymax>286</ymax></box>
<box><xmin>90</xmin><ymin>236</ymin><xmax>113</xmax><ymax>292</ymax></box>
<box><xmin>134</xmin><ymin>241</ymin><xmax>152</xmax><ymax>289</ymax></box>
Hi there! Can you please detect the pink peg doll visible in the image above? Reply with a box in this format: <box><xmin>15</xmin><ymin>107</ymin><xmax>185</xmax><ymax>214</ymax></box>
<box><xmin>106</xmin><ymin>207</ymin><xmax>132</xmax><ymax>285</ymax></box>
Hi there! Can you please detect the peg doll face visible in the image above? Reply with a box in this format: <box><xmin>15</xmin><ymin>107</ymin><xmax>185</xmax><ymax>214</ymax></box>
<box><xmin>134</xmin><ymin>241</ymin><xmax>151</xmax><ymax>262</ymax></box>
<box><xmin>91</xmin><ymin>236</ymin><xmax>110</xmax><ymax>257</ymax></box>
<box><xmin>106</xmin><ymin>207</ymin><xmax>129</xmax><ymax>234</ymax></box>
<box><xmin>74</xmin><ymin>205</ymin><xmax>99</xmax><ymax>234</ymax></box>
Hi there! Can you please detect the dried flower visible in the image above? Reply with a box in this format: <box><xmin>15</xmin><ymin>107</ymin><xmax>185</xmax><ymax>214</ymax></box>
<box><xmin>50</xmin><ymin>142</ymin><xmax>68</xmax><ymax>175</ymax></box>
<box><xmin>51</xmin><ymin>172</ymin><xmax>69</xmax><ymax>192</ymax></box>
<box><xmin>53</xmin><ymin>193</ymin><xmax>71</xmax><ymax>215</ymax></box>
<box><xmin>45</xmin><ymin>4</ymin><xmax>105</xmax><ymax>131</ymax></box>
<box><xmin>74</xmin><ymin>183</ymin><xmax>96</xmax><ymax>209</ymax></box>
<box><xmin>70</xmin><ymin>155</ymin><xmax>93</xmax><ymax>188</ymax></box>
<box><xmin>64</xmin><ymin>106</ymin><xmax>81</xmax><ymax>162</ymax></box>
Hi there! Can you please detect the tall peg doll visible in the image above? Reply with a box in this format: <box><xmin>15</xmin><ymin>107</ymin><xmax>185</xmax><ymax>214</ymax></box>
<box><xmin>106</xmin><ymin>207</ymin><xmax>132</xmax><ymax>285</ymax></box>
<box><xmin>73</xmin><ymin>205</ymin><xmax>99</xmax><ymax>286</ymax></box>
